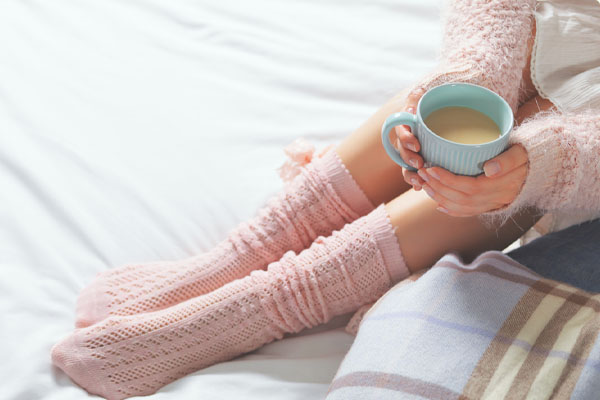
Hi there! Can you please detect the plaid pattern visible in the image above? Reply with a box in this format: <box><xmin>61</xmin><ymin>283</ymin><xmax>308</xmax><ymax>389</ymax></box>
<box><xmin>327</xmin><ymin>251</ymin><xmax>600</xmax><ymax>400</ymax></box>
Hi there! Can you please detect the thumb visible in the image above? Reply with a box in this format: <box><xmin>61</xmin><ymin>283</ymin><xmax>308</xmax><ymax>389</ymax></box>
<box><xmin>483</xmin><ymin>144</ymin><xmax>528</xmax><ymax>178</ymax></box>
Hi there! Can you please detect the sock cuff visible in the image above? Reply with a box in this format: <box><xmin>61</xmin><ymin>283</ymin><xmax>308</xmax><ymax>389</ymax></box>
<box><xmin>315</xmin><ymin>149</ymin><xmax>375</xmax><ymax>217</ymax></box>
<box><xmin>368</xmin><ymin>205</ymin><xmax>409</xmax><ymax>284</ymax></box>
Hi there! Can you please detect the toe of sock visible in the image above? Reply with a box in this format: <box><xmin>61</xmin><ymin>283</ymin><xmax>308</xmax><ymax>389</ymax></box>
<box><xmin>50</xmin><ymin>336</ymin><xmax>71</xmax><ymax>372</ymax></box>
<box><xmin>51</xmin><ymin>334</ymin><xmax>89</xmax><ymax>388</ymax></box>
<box><xmin>51</xmin><ymin>332</ymin><xmax>118</xmax><ymax>399</ymax></box>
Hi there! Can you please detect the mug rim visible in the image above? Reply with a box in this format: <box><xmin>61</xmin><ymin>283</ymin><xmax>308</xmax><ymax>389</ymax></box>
<box><xmin>416</xmin><ymin>82</ymin><xmax>514</xmax><ymax>148</ymax></box>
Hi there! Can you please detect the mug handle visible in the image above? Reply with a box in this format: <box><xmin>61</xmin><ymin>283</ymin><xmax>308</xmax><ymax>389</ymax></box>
<box><xmin>381</xmin><ymin>112</ymin><xmax>418</xmax><ymax>171</ymax></box>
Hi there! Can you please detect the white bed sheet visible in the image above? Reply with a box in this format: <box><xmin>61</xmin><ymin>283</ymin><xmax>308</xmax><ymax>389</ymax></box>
<box><xmin>0</xmin><ymin>0</ymin><xmax>442</xmax><ymax>399</ymax></box>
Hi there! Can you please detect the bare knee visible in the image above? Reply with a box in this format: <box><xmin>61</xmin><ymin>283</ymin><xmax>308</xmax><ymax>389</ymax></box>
<box><xmin>516</xmin><ymin>95</ymin><xmax>557</xmax><ymax>125</ymax></box>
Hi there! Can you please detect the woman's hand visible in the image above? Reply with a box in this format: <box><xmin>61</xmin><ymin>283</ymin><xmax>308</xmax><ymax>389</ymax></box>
<box><xmin>403</xmin><ymin>145</ymin><xmax>529</xmax><ymax>217</ymax></box>
<box><xmin>393</xmin><ymin>88</ymin><xmax>426</xmax><ymax>188</ymax></box>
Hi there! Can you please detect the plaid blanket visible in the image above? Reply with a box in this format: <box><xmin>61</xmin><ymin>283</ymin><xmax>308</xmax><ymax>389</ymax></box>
<box><xmin>327</xmin><ymin>251</ymin><xmax>600</xmax><ymax>400</ymax></box>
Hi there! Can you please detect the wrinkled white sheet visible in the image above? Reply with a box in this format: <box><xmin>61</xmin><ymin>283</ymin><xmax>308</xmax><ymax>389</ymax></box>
<box><xmin>0</xmin><ymin>0</ymin><xmax>441</xmax><ymax>399</ymax></box>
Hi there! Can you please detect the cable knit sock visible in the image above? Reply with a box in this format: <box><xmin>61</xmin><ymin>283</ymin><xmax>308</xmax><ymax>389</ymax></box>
<box><xmin>75</xmin><ymin>149</ymin><xmax>373</xmax><ymax>328</ymax></box>
<box><xmin>52</xmin><ymin>205</ymin><xmax>408</xmax><ymax>400</ymax></box>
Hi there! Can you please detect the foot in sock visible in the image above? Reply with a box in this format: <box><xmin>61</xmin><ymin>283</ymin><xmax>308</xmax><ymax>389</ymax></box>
<box><xmin>52</xmin><ymin>205</ymin><xmax>408</xmax><ymax>400</ymax></box>
<box><xmin>75</xmin><ymin>150</ymin><xmax>374</xmax><ymax>328</ymax></box>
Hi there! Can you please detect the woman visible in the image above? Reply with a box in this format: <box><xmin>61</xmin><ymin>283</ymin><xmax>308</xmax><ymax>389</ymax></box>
<box><xmin>51</xmin><ymin>0</ymin><xmax>600</xmax><ymax>399</ymax></box>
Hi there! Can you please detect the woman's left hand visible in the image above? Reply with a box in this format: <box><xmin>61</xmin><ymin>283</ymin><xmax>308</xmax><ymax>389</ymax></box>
<box><xmin>402</xmin><ymin>145</ymin><xmax>529</xmax><ymax>217</ymax></box>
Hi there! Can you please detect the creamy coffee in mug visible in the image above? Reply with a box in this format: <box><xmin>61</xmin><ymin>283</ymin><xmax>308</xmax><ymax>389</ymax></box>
<box><xmin>423</xmin><ymin>106</ymin><xmax>501</xmax><ymax>145</ymax></box>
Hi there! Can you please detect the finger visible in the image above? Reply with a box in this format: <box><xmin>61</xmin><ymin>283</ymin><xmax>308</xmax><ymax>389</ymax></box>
<box><xmin>485</xmin><ymin>163</ymin><xmax>528</xmax><ymax>206</ymax></box>
<box><xmin>431</xmin><ymin>191</ymin><xmax>505</xmax><ymax>217</ymax></box>
<box><xmin>397</xmin><ymin>145</ymin><xmax>423</xmax><ymax>170</ymax></box>
<box><xmin>418</xmin><ymin>169</ymin><xmax>473</xmax><ymax>205</ymax></box>
<box><xmin>420</xmin><ymin>165</ymin><xmax>516</xmax><ymax>208</ymax></box>
<box><xmin>394</xmin><ymin>124</ymin><xmax>420</xmax><ymax>153</ymax></box>
<box><xmin>403</xmin><ymin>169</ymin><xmax>424</xmax><ymax>191</ymax></box>
<box><xmin>422</xmin><ymin>167</ymin><xmax>485</xmax><ymax>195</ymax></box>
<box><xmin>394</xmin><ymin>87</ymin><xmax>425</xmax><ymax>153</ymax></box>
<box><xmin>422</xmin><ymin>167</ymin><xmax>509</xmax><ymax>206</ymax></box>
<box><xmin>421</xmin><ymin>184</ymin><xmax>483</xmax><ymax>217</ymax></box>
<box><xmin>438</xmin><ymin>202</ymin><xmax>502</xmax><ymax>218</ymax></box>
<box><xmin>483</xmin><ymin>144</ymin><xmax>528</xmax><ymax>178</ymax></box>
<box><xmin>424</xmin><ymin>164</ymin><xmax>527</xmax><ymax>215</ymax></box>
<box><xmin>405</xmin><ymin>87</ymin><xmax>426</xmax><ymax>113</ymax></box>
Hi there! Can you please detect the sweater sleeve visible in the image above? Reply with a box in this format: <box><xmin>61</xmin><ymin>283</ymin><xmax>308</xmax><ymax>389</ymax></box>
<box><xmin>486</xmin><ymin>111</ymin><xmax>600</xmax><ymax>219</ymax></box>
<box><xmin>414</xmin><ymin>0</ymin><xmax>536</xmax><ymax>113</ymax></box>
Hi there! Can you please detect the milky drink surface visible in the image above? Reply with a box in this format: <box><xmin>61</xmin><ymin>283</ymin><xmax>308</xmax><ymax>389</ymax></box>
<box><xmin>424</xmin><ymin>106</ymin><xmax>500</xmax><ymax>145</ymax></box>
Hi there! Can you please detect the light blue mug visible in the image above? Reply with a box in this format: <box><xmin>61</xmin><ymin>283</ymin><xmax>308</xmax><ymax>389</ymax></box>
<box><xmin>381</xmin><ymin>83</ymin><xmax>513</xmax><ymax>176</ymax></box>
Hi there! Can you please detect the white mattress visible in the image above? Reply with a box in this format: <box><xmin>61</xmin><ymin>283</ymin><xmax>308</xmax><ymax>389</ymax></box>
<box><xmin>0</xmin><ymin>1</ymin><xmax>442</xmax><ymax>399</ymax></box>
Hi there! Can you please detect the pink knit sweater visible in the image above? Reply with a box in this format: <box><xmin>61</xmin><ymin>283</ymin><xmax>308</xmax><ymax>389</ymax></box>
<box><xmin>415</xmin><ymin>0</ymin><xmax>600</xmax><ymax>219</ymax></box>
<box><xmin>415</xmin><ymin>0</ymin><xmax>536</xmax><ymax>113</ymax></box>
<box><xmin>490</xmin><ymin>111</ymin><xmax>600</xmax><ymax>220</ymax></box>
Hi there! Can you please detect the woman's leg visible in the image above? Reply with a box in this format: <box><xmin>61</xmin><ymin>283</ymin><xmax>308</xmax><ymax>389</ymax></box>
<box><xmin>336</xmin><ymin>90</ymin><xmax>413</xmax><ymax>206</ymax></box>
<box><xmin>53</xmin><ymin>203</ymin><xmax>413</xmax><ymax>400</ymax></box>
<box><xmin>386</xmin><ymin>189</ymin><xmax>539</xmax><ymax>273</ymax></box>
<box><xmin>51</xmin><ymin>90</ymin><xmax>558</xmax><ymax>398</ymax></box>
<box><xmin>74</xmin><ymin>17</ymin><xmax>543</xmax><ymax>329</ymax></box>
<box><xmin>74</xmin><ymin>91</ymin><xmax>412</xmax><ymax>327</ymax></box>
<box><xmin>75</xmin><ymin>85</ymin><xmax>551</xmax><ymax>328</ymax></box>
<box><xmin>50</xmin><ymin>168</ymin><xmax>538</xmax><ymax>400</ymax></box>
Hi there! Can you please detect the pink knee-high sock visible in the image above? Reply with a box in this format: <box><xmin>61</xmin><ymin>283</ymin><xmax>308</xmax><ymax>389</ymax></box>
<box><xmin>75</xmin><ymin>149</ymin><xmax>374</xmax><ymax>328</ymax></box>
<box><xmin>51</xmin><ymin>205</ymin><xmax>408</xmax><ymax>400</ymax></box>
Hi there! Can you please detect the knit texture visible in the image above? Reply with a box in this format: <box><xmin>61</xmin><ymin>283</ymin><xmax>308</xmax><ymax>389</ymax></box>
<box><xmin>51</xmin><ymin>205</ymin><xmax>408</xmax><ymax>400</ymax></box>
<box><xmin>414</xmin><ymin>0</ymin><xmax>535</xmax><ymax>112</ymax></box>
<box><xmin>75</xmin><ymin>149</ymin><xmax>374</xmax><ymax>328</ymax></box>
<box><xmin>485</xmin><ymin>111</ymin><xmax>600</xmax><ymax>222</ymax></box>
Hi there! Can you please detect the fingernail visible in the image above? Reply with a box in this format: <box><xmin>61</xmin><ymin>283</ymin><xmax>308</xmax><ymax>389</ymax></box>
<box><xmin>417</xmin><ymin>169</ymin><xmax>429</xmax><ymax>182</ymax></box>
<box><xmin>427</xmin><ymin>168</ymin><xmax>440</xmax><ymax>180</ymax></box>
<box><xmin>409</xmin><ymin>159</ymin><xmax>419</xmax><ymax>169</ymax></box>
<box><xmin>406</xmin><ymin>143</ymin><xmax>417</xmax><ymax>152</ymax></box>
<box><xmin>396</xmin><ymin>138</ymin><xmax>402</xmax><ymax>151</ymax></box>
<box><xmin>423</xmin><ymin>185</ymin><xmax>435</xmax><ymax>199</ymax></box>
<box><xmin>406</xmin><ymin>107</ymin><xmax>415</xmax><ymax>114</ymax></box>
<box><xmin>437</xmin><ymin>206</ymin><xmax>449</xmax><ymax>214</ymax></box>
<box><xmin>410</xmin><ymin>178</ymin><xmax>419</xmax><ymax>186</ymax></box>
<box><xmin>484</xmin><ymin>161</ymin><xmax>500</xmax><ymax>177</ymax></box>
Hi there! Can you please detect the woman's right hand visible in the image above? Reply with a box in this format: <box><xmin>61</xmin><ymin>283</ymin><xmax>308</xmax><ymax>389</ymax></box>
<box><xmin>393</xmin><ymin>87</ymin><xmax>426</xmax><ymax>190</ymax></box>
